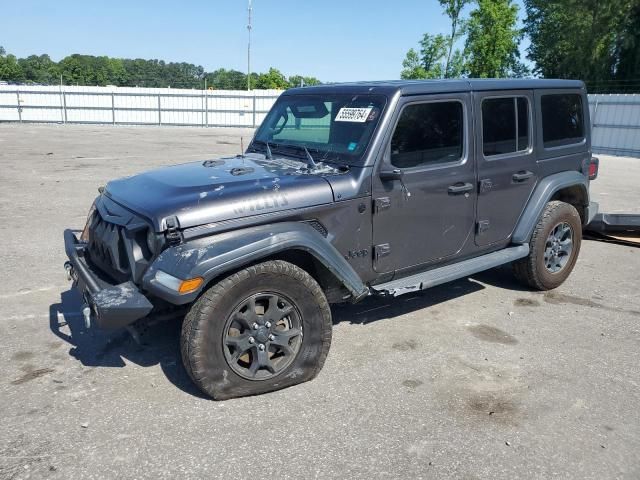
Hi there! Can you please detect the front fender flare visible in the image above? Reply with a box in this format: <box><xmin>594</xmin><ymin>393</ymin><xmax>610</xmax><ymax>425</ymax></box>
<box><xmin>142</xmin><ymin>222</ymin><xmax>369</xmax><ymax>305</ymax></box>
<box><xmin>512</xmin><ymin>171</ymin><xmax>589</xmax><ymax>244</ymax></box>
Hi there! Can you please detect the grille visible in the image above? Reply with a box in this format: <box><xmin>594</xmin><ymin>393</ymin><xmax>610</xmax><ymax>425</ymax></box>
<box><xmin>87</xmin><ymin>212</ymin><xmax>131</xmax><ymax>282</ymax></box>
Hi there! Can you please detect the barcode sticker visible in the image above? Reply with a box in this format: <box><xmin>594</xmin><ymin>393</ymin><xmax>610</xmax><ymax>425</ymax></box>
<box><xmin>335</xmin><ymin>107</ymin><xmax>373</xmax><ymax>123</ymax></box>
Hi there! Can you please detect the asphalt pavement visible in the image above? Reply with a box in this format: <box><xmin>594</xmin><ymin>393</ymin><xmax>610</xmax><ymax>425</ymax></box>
<box><xmin>1</xmin><ymin>124</ymin><xmax>639</xmax><ymax>479</ymax></box>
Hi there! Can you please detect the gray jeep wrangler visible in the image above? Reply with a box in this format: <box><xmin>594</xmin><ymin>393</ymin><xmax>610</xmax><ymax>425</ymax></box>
<box><xmin>64</xmin><ymin>79</ymin><xmax>599</xmax><ymax>399</ymax></box>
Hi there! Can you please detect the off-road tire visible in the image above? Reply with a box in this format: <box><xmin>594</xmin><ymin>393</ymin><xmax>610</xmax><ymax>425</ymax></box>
<box><xmin>513</xmin><ymin>201</ymin><xmax>582</xmax><ymax>291</ymax></box>
<box><xmin>180</xmin><ymin>260</ymin><xmax>332</xmax><ymax>400</ymax></box>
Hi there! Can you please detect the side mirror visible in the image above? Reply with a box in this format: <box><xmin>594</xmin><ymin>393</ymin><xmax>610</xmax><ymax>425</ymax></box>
<box><xmin>380</xmin><ymin>168</ymin><xmax>403</xmax><ymax>182</ymax></box>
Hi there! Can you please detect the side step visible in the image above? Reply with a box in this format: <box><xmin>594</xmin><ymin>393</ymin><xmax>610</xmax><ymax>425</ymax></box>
<box><xmin>371</xmin><ymin>244</ymin><xmax>530</xmax><ymax>297</ymax></box>
<box><xmin>585</xmin><ymin>213</ymin><xmax>640</xmax><ymax>234</ymax></box>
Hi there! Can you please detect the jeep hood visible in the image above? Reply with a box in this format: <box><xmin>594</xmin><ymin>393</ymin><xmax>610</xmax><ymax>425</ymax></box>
<box><xmin>105</xmin><ymin>153</ymin><xmax>339</xmax><ymax>231</ymax></box>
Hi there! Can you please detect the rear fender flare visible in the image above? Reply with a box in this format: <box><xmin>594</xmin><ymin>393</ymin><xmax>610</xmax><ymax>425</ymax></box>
<box><xmin>142</xmin><ymin>222</ymin><xmax>368</xmax><ymax>305</ymax></box>
<box><xmin>512</xmin><ymin>171</ymin><xmax>588</xmax><ymax>244</ymax></box>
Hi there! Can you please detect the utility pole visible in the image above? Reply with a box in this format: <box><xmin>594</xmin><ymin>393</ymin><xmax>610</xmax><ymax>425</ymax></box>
<box><xmin>247</xmin><ymin>0</ymin><xmax>253</xmax><ymax>91</ymax></box>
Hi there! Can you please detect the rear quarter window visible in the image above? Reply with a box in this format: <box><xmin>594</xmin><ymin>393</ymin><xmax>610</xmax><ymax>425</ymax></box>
<box><xmin>541</xmin><ymin>94</ymin><xmax>585</xmax><ymax>148</ymax></box>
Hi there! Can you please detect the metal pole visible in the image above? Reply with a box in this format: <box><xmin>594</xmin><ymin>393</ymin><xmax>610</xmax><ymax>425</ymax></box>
<box><xmin>252</xmin><ymin>94</ymin><xmax>257</xmax><ymax>128</ymax></box>
<box><xmin>111</xmin><ymin>92</ymin><xmax>116</xmax><ymax>125</ymax></box>
<box><xmin>204</xmin><ymin>79</ymin><xmax>208</xmax><ymax>128</ymax></box>
<box><xmin>247</xmin><ymin>0</ymin><xmax>252</xmax><ymax>91</ymax></box>
<box><xmin>158</xmin><ymin>94</ymin><xmax>162</xmax><ymax>125</ymax></box>
<box><xmin>62</xmin><ymin>90</ymin><xmax>67</xmax><ymax>124</ymax></box>
<box><xmin>16</xmin><ymin>89</ymin><xmax>22</xmax><ymax>123</ymax></box>
<box><xmin>59</xmin><ymin>74</ymin><xmax>65</xmax><ymax>124</ymax></box>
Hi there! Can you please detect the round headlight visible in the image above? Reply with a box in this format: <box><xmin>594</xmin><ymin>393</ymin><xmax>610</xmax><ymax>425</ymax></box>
<box><xmin>147</xmin><ymin>229</ymin><xmax>157</xmax><ymax>254</ymax></box>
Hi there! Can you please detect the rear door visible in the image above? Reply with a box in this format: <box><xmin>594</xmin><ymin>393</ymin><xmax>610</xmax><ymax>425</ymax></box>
<box><xmin>474</xmin><ymin>90</ymin><xmax>537</xmax><ymax>246</ymax></box>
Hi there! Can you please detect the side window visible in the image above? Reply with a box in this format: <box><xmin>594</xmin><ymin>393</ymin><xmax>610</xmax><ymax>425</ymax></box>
<box><xmin>541</xmin><ymin>94</ymin><xmax>585</xmax><ymax>148</ymax></box>
<box><xmin>482</xmin><ymin>97</ymin><xmax>530</xmax><ymax>157</ymax></box>
<box><xmin>390</xmin><ymin>101</ymin><xmax>464</xmax><ymax>169</ymax></box>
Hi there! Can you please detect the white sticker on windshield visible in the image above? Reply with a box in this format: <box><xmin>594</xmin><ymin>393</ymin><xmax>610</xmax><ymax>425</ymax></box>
<box><xmin>335</xmin><ymin>107</ymin><xmax>373</xmax><ymax>123</ymax></box>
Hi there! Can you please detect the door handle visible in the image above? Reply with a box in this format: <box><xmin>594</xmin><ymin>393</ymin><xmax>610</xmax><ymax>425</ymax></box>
<box><xmin>512</xmin><ymin>171</ymin><xmax>534</xmax><ymax>182</ymax></box>
<box><xmin>448</xmin><ymin>182</ymin><xmax>474</xmax><ymax>195</ymax></box>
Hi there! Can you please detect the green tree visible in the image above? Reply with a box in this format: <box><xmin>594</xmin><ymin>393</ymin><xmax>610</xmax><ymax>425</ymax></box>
<box><xmin>123</xmin><ymin>59</ymin><xmax>167</xmax><ymax>87</ymax></box>
<box><xmin>0</xmin><ymin>46</ymin><xmax>322</xmax><ymax>89</ymax></box>
<box><xmin>0</xmin><ymin>47</ymin><xmax>24</xmax><ymax>81</ymax></box>
<box><xmin>287</xmin><ymin>75</ymin><xmax>321</xmax><ymax>88</ymax></box>
<box><xmin>447</xmin><ymin>49</ymin><xmax>467</xmax><ymax>78</ymax></box>
<box><xmin>439</xmin><ymin>0</ymin><xmax>470</xmax><ymax>76</ymax></box>
<box><xmin>524</xmin><ymin>0</ymin><xmax>636</xmax><ymax>87</ymax></box>
<box><xmin>464</xmin><ymin>0</ymin><xmax>527</xmax><ymax>78</ymax></box>
<box><xmin>400</xmin><ymin>34</ymin><xmax>449</xmax><ymax>79</ymax></box>
<box><xmin>17</xmin><ymin>54</ymin><xmax>59</xmax><ymax>84</ymax></box>
<box><xmin>255</xmin><ymin>67</ymin><xmax>289</xmax><ymax>89</ymax></box>
<box><xmin>420</xmin><ymin>33</ymin><xmax>449</xmax><ymax>76</ymax></box>
<box><xmin>400</xmin><ymin>1</ymin><xmax>468</xmax><ymax>80</ymax></box>
<box><xmin>59</xmin><ymin>54</ymin><xmax>93</xmax><ymax>85</ymax></box>
<box><xmin>205</xmin><ymin>68</ymin><xmax>247</xmax><ymax>90</ymax></box>
<box><xmin>400</xmin><ymin>48</ymin><xmax>428</xmax><ymax>79</ymax></box>
<box><xmin>614</xmin><ymin>1</ymin><xmax>640</xmax><ymax>84</ymax></box>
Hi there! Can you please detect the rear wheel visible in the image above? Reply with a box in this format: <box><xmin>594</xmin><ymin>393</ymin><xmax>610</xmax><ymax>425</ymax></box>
<box><xmin>513</xmin><ymin>201</ymin><xmax>582</xmax><ymax>290</ymax></box>
<box><xmin>180</xmin><ymin>260</ymin><xmax>332</xmax><ymax>400</ymax></box>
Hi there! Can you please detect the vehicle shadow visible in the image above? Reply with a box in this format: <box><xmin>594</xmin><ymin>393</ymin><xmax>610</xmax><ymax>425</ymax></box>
<box><xmin>470</xmin><ymin>265</ymin><xmax>533</xmax><ymax>292</ymax></box>
<box><xmin>332</xmin><ymin>266</ymin><xmax>530</xmax><ymax>325</ymax></box>
<box><xmin>332</xmin><ymin>276</ymin><xmax>486</xmax><ymax>325</ymax></box>
<box><xmin>49</xmin><ymin>288</ymin><xmax>207</xmax><ymax>399</ymax></box>
<box><xmin>49</xmin><ymin>267</ymin><xmax>522</xmax><ymax>398</ymax></box>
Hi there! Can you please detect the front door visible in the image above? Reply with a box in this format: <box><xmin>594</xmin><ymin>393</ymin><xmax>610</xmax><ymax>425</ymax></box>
<box><xmin>474</xmin><ymin>91</ymin><xmax>538</xmax><ymax>246</ymax></box>
<box><xmin>372</xmin><ymin>94</ymin><xmax>476</xmax><ymax>274</ymax></box>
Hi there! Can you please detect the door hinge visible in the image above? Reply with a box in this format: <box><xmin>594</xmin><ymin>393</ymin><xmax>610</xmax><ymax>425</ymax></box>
<box><xmin>477</xmin><ymin>220</ymin><xmax>490</xmax><ymax>234</ymax></box>
<box><xmin>374</xmin><ymin>243</ymin><xmax>392</xmax><ymax>260</ymax></box>
<box><xmin>374</xmin><ymin>197</ymin><xmax>391</xmax><ymax>214</ymax></box>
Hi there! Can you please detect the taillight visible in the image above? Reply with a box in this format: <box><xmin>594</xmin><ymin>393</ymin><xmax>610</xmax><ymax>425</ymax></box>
<box><xmin>589</xmin><ymin>157</ymin><xmax>599</xmax><ymax>181</ymax></box>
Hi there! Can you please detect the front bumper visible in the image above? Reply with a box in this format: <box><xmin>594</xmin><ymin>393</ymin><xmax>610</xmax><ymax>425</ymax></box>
<box><xmin>64</xmin><ymin>229</ymin><xmax>153</xmax><ymax>329</ymax></box>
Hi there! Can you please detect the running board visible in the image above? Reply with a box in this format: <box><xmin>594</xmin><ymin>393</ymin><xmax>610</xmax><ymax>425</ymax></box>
<box><xmin>371</xmin><ymin>244</ymin><xmax>530</xmax><ymax>297</ymax></box>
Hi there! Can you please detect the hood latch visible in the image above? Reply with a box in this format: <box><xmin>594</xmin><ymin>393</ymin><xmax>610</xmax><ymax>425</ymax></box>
<box><xmin>165</xmin><ymin>216</ymin><xmax>182</xmax><ymax>246</ymax></box>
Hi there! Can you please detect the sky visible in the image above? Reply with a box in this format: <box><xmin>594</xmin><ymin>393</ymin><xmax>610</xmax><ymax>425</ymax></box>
<box><xmin>2</xmin><ymin>0</ymin><xmax>528</xmax><ymax>82</ymax></box>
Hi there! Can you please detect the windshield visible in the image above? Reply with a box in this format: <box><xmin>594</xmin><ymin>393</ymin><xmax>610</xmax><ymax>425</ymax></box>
<box><xmin>251</xmin><ymin>93</ymin><xmax>387</xmax><ymax>166</ymax></box>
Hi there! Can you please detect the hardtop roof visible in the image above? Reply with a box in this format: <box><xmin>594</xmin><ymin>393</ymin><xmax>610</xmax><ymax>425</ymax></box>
<box><xmin>284</xmin><ymin>79</ymin><xmax>586</xmax><ymax>97</ymax></box>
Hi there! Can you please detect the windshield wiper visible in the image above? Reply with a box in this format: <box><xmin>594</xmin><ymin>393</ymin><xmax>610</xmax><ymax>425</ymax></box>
<box><xmin>275</xmin><ymin>143</ymin><xmax>317</xmax><ymax>169</ymax></box>
<box><xmin>250</xmin><ymin>139</ymin><xmax>273</xmax><ymax>159</ymax></box>
<box><xmin>253</xmin><ymin>141</ymin><xmax>320</xmax><ymax>170</ymax></box>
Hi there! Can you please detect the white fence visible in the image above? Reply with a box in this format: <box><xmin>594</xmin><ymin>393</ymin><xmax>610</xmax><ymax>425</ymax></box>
<box><xmin>589</xmin><ymin>94</ymin><xmax>640</xmax><ymax>158</ymax></box>
<box><xmin>0</xmin><ymin>85</ymin><xmax>282</xmax><ymax>128</ymax></box>
<box><xmin>1</xmin><ymin>86</ymin><xmax>639</xmax><ymax>157</ymax></box>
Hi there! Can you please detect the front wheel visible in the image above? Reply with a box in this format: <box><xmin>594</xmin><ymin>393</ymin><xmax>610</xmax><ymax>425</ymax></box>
<box><xmin>513</xmin><ymin>201</ymin><xmax>583</xmax><ymax>291</ymax></box>
<box><xmin>180</xmin><ymin>260</ymin><xmax>332</xmax><ymax>400</ymax></box>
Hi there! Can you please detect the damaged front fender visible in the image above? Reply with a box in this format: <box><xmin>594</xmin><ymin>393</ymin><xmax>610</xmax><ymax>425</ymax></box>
<box><xmin>141</xmin><ymin>222</ymin><xmax>369</xmax><ymax>305</ymax></box>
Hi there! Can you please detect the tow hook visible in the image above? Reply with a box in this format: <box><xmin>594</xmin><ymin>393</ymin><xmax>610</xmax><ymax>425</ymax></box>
<box><xmin>82</xmin><ymin>305</ymin><xmax>92</xmax><ymax>329</ymax></box>
<box><xmin>64</xmin><ymin>261</ymin><xmax>73</xmax><ymax>282</ymax></box>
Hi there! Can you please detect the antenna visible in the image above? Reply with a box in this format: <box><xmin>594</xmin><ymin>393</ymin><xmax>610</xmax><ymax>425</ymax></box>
<box><xmin>303</xmin><ymin>146</ymin><xmax>317</xmax><ymax>170</ymax></box>
<box><xmin>247</xmin><ymin>0</ymin><xmax>253</xmax><ymax>91</ymax></box>
<box><xmin>240</xmin><ymin>137</ymin><xmax>244</xmax><ymax>157</ymax></box>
